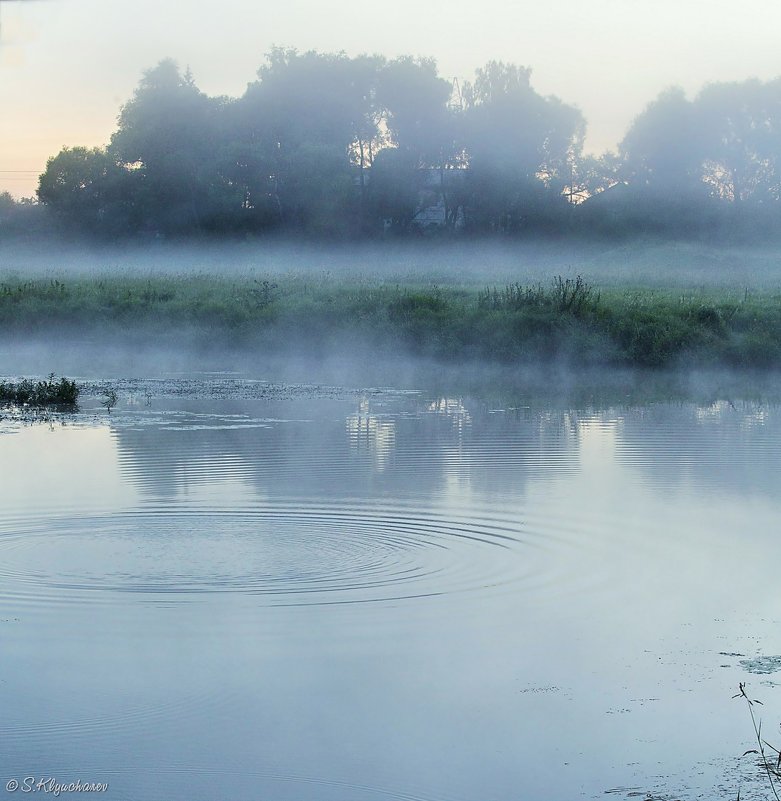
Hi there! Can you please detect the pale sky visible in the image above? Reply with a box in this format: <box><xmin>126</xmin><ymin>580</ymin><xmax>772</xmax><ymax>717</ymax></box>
<box><xmin>2</xmin><ymin>0</ymin><xmax>781</xmax><ymax>198</ymax></box>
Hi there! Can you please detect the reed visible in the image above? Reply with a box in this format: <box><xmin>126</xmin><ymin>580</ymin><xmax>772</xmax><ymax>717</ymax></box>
<box><xmin>735</xmin><ymin>683</ymin><xmax>781</xmax><ymax>801</ymax></box>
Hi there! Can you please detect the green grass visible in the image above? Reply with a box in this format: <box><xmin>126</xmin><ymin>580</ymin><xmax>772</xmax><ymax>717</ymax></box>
<box><xmin>1</xmin><ymin>274</ymin><xmax>781</xmax><ymax>368</ymax></box>
<box><xmin>0</xmin><ymin>374</ymin><xmax>79</xmax><ymax>406</ymax></box>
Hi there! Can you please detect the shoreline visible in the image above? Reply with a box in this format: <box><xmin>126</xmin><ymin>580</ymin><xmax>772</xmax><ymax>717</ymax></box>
<box><xmin>1</xmin><ymin>273</ymin><xmax>781</xmax><ymax>370</ymax></box>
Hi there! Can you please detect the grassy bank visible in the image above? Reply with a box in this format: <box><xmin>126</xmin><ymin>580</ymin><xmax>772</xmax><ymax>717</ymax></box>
<box><xmin>1</xmin><ymin>274</ymin><xmax>780</xmax><ymax>368</ymax></box>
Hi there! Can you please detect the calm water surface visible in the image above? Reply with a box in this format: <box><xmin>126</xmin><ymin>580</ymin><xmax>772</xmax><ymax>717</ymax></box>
<box><xmin>1</xmin><ymin>377</ymin><xmax>780</xmax><ymax>801</ymax></box>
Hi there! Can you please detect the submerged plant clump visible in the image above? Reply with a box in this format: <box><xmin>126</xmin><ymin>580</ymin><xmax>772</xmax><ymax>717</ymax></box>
<box><xmin>0</xmin><ymin>374</ymin><xmax>79</xmax><ymax>406</ymax></box>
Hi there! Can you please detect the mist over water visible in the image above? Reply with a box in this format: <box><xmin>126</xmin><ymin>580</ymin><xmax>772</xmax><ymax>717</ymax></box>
<box><xmin>1</xmin><ymin>379</ymin><xmax>780</xmax><ymax>801</ymax></box>
<box><xmin>3</xmin><ymin>234</ymin><xmax>781</xmax><ymax>393</ymax></box>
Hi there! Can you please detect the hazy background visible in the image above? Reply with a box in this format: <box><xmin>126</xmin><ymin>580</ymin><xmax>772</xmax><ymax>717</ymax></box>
<box><xmin>3</xmin><ymin>0</ymin><xmax>781</xmax><ymax>198</ymax></box>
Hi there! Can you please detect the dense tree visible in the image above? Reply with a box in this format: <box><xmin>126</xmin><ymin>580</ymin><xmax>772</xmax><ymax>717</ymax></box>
<box><xmin>616</xmin><ymin>88</ymin><xmax>713</xmax><ymax>234</ymax></box>
<box><xmin>243</xmin><ymin>49</ymin><xmax>374</xmax><ymax>156</ymax></box>
<box><xmin>29</xmin><ymin>51</ymin><xmax>781</xmax><ymax>242</ymax></box>
<box><xmin>696</xmin><ymin>79</ymin><xmax>781</xmax><ymax>205</ymax></box>
<box><xmin>0</xmin><ymin>191</ymin><xmax>14</xmax><ymax>215</ymax></box>
<box><xmin>621</xmin><ymin>88</ymin><xmax>704</xmax><ymax>191</ymax></box>
<box><xmin>238</xmin><ymin>49</ymin><xmax>382</xmax><ymax>231</ymax></box>
<box><xmin>237</xmin><ymin>50</ymin><xmax>461</xmax><ymax>233</ymax></box>
<box><xmin>460</xmin><ymin>61</ymin><xmax>584</xmax><ymax>232</ymax></box>
<box><xmin>615</xmin><ymin>79</ymin><xmax>781</xmax><ymax>235</ymax></box>
<box><xmin>566</xmin><ymin>152</ymin><xmax>622</xmax><ymax>204</ymax></box>
<box><xmin>0</xmin><ymin>191</ymin><xmax>40</xmax><ymax>236</ymax></box>
<box><xmin>372</xmin><ymin>56</ymin><xmax>464</xmax><ymax>230</ymax></box>
<box><xmin>110</xmin><ymin>59</ymin><xmax>238</xmax><ymax>233</ymax></box>
<box><xmin>37</xmin><ymin>146</ymin><xmax>136</xmax><ymax>234</ymax></box>
<box><xmin>366</xmin><ymin>147</ymin><xmax>423</xmax><ymax>231</ymax></box>
<box><xmin>376</xmin><ymin>57</ymin><xmax>455</xmax><ymax>166</ymax></box>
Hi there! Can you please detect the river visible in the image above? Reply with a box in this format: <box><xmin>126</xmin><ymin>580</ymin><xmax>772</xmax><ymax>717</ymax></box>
<box><xmin>1</xmin><ymin>374</ymin><xmax>780</xmax><ymax>800</ymax></box>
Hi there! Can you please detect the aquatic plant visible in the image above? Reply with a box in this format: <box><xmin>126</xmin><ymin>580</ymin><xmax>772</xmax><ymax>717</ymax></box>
<box><xmin>0</xmin><ymin>374</ymin><xmax>79</xmax><ymax>406</ymax></box>
<box><xmin>100</xmin><ymin>388</ymin><xmax>118</xmax><ymax>413</ymax></box>
<box><xmin>734</xmin><ymin>683</ymin><xmax>781</xmax><ymax>800</ymax></box>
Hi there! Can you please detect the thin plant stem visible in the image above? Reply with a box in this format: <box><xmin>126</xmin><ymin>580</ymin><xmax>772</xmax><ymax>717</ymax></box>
<box><xmin>735</xmin><ymin>682</ymin><xmax>781</xmax><ymax>801</ymax></box>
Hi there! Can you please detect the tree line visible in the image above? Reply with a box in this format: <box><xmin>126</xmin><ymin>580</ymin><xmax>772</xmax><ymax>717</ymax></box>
<box><xmin>6</xmin><ymin>50</ymin><xmax>781</xmax><ymax>240</ymax></box>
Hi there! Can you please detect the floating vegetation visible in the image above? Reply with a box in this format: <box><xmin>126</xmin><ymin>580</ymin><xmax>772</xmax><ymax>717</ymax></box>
<box><xmin>739</xmin><ymin>656</ymin><xmax>781</xmax><ymax>675</ymax></box>
<box><xmin>0</xmin><ymin>374</ymin><xmax>79</xmax><ymax>406</ymax></box>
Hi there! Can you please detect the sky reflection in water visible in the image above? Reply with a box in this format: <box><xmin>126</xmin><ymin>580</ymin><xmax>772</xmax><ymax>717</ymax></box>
<box><xmin>1</xmin><ymin>382</ymin><xmax>780</xmax><ymax>801</ymax></box>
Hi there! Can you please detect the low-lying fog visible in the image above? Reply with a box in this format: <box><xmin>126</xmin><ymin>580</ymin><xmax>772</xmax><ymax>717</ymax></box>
<box><xmin>2</xmin><ymin>237</ymin><xmax>780</xmax><ymax>387</ymax></box>
<box><xmin>2</xmin><ymin>238</ymin><xmax>781</xmax><ymax>288</ymax></box>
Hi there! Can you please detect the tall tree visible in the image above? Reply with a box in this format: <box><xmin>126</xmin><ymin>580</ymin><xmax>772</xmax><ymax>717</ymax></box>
<box><xmin>621</xmin><ymin>87</ymin><xmax>705</xmax><ymax>192</ymax></box>
<box><xmin>460</xmin><ymin>61</ymin><xmax>584</xmax><ymax>232</ymax></box>
<box><xmin>240</xmin><ymin>49</ymin><xmax>384</xmax><ymax>232</ymax></box>
<box><xmin>376</xmin><ymin>57</ymin><xmax>455</xmax><ymax>166</ymax></box>
<box><xmin>110</xmin><ymin>59</ymin><xmax>236</xmax><ymax>234</ymax></box>
<box><xmin>374</xmin><ymin>57</ymin><xmax>465</xmax><ymax>230</ymax></box>
<box><xmin>696</xmin><ymin>78</ymin><xmax>781</xmax><ymax>205</ymax></box>
<box><xmin>37</xmin><ymin>146</ymin><xmax>136</xmax><ymax>234</ymax></box>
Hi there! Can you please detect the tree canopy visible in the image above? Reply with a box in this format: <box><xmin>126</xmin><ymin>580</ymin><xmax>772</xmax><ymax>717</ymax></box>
<box><xmin>29</xmin><ymin>52</ymin><xmax>781</xmax><ymax>242</ymax></box>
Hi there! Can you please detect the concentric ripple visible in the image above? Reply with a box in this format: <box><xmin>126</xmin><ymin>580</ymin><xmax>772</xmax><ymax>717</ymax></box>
<box><xmin>0</xmin><ymin>690</ymin><xmax>230</xmax><ymax>745</ymax></box>
<box><xmin>0</xmin><ymin>499</ymin><xmax>576</xmax><ymax>608</ymax></box>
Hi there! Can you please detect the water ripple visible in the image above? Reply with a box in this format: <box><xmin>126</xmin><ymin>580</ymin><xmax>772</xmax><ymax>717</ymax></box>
<box><xmin>0</xmin><ymin>499</ymin><xmax>583</xmax><ymax>608</ymax></box>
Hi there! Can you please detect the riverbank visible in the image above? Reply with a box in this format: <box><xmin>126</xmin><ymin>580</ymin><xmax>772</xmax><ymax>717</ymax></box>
<box><xmin>1</xmin><ymin>273</ymin><xmax>780</xmax><ymax>369</ymax></box>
